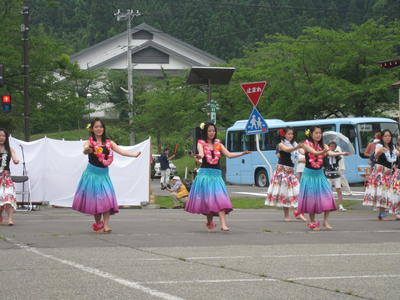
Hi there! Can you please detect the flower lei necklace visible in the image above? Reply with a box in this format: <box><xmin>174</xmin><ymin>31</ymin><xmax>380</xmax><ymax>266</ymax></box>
<box><xmin>198</xmin><ymin>139</ymin><xmax>221</xmax><ymax>165</ymax></box>
<box><xmin>305</xmin><ymin>140</ymin><xmax>324</xmax><ymax>168</ymax></box>
<box><xmin>0</xmin><ymin>153</ymin><xmax>7</xmax><ymax>173</ymax></box>
<box><xmin>89</xmin><ymin>136</ymin><xmax>114</xmax><ymax>167</ymax></box>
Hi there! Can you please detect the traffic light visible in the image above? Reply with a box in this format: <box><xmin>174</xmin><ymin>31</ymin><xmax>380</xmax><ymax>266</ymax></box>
<box><xmin>2</xmin><ymin>95</ymin><xmax>11</xmax><ymax>112</ymax></box>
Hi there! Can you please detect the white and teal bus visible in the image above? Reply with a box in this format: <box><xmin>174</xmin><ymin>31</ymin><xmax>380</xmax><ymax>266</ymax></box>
<box><xmin>225</xmin><ymin>117</ymin><xmax>399</xmax><ymax>187</ymax></box>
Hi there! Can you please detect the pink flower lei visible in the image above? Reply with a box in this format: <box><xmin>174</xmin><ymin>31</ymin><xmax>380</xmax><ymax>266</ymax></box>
<box><xmin>89</xmin><ymin>136</ymin><xmax>114</xmax><ymax>167</ymax></box>
<box><xmin>198</xmin><ymin>139</ymin><xmax>222</xmax><ymax>165</ymax></box>
<box><xmin>305</xmin><ymin>140</ymin><xmax>324</xmax><ymax>169</ymax></box>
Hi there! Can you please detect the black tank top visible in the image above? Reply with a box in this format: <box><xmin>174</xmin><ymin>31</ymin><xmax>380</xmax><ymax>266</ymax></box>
<box><xmin>278</xmin><ymin>150</ymin><xmax>294</xmax><ymax>167</ymax></box>
<box><xmin>376</xmin><ymin>151</ymin><xmax>394</xmax><ymax>169</ymax></box>
<box><xmin>0</xmin><ymin>152</ymin><xmax>11</xmax><ymax>172</ymax></box>
<box><xmin>88</xmin><ymin>146</ymin><xmax>110</xmax><ymax>168</ymax></box>
<box><xmin>201</xmin><ymin>150</ymin><xmax>221</xmax><ymax>170</ymax></box>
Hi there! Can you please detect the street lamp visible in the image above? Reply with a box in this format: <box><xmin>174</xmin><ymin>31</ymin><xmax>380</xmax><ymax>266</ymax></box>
<box><xmin>114</xmin><ymin>9</ymin><xmax>142</xmax><ymax>145</ymax></box>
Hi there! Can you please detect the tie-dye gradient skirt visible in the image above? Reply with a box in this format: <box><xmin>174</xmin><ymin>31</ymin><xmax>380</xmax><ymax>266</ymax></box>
<box><xmin>297</xmin><ymin>168</ymin><xmax>336</xmax><ymax>214</ymax></box>
<box><xmin>72</xmin><ymin>164</ymin><xmax>119</xmax><ymax>215</ymax></box>
<box><xmin>185</xmin><ymin>168</ymin><xmax>232</xmax><ymax>216</ymax></box>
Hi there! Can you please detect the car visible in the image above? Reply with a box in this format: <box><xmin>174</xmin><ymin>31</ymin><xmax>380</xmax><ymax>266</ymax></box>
<box><xmin>151</xmin><ymin>154</ymin><xmax>177</xmax><ymax>178</ymax></box>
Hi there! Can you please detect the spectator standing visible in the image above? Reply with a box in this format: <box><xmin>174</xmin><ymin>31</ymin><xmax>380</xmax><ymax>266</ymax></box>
<box><xmin>364</xmin><ymin>132</ymin><xmax>381</xmax><ymax>158</ymax></box>
<box><xmin>159</xmin><ymin>148</ymin><xmax>175</xmax><ymax>190</ymax></box>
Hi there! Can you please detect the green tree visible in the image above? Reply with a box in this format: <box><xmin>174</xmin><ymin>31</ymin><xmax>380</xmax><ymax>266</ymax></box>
<box><xmin>216</xmin><ymin>19</ymin><xmax>400</xmax><ymax>123</ymax></box>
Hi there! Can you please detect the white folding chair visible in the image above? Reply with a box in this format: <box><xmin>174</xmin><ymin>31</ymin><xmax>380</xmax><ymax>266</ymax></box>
<box><xmin>12</xmin><ymin>175</ymin><xmax>33</xmax><ymax>211</ymax></box>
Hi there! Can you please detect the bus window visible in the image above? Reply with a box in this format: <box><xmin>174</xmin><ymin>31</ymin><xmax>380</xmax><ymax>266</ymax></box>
<box><xmin>260</xmin><ymin>129</ymin><xmax>279</xmax><ymax>150</ymax></box>
<box><xmin>293</xmin><ymin>125</ymin><xmax>335</xmax><ymax>142</ymax></box>
<box><xmin>357</xmin><ymin>122</ymin><xmax>399</xmax><ymax>155</ymax></box>
<box><xmin>227</xmin><ymin>131</ymin><xmax>243</xmax><ymax>152</ymax></box>
<box><xmin>340</xmin><ymin>125</ymin><xmax>356</xmax><ymax>147</ymax></box>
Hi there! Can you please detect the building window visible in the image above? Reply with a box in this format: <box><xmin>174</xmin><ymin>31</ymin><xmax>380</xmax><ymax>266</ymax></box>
<box><xmin>133</xmin><ymin>47</ymin><xmax>169</xmax><ymax>64</ymax></box>
<box><xmin>132</xmin><ymin>30</ymin><xmax>153</xmax><ymax>40</ymax></box>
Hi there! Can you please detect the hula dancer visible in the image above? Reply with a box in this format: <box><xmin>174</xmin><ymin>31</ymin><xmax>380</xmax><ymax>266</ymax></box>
<box><xmin>72</xmin><ymin>118</ymin><xmax>141</xmax><ymax>233</ymax></box>
<box><xmin>0</xmin><ymin>129</ymin><xmax>19</xmax><ymax>226</ymax></box>
<box><xmin>297</xmin><ymin>126</ymin><xmax>349</xmax><ymax>231</ymax></box>
<box><xmin>265</xmin><ymin>127</ymin><xmax>306</xmax><ymax>222</ymax></box>
<box><xmin>185</xmin><ymin>122</ymin><xmax>250</xmax><ymax>232</ymax></box>
<box><xmin>363</xmin><ymin>129</ymin><xmax>397</xmax><ymax>220</ymax></box>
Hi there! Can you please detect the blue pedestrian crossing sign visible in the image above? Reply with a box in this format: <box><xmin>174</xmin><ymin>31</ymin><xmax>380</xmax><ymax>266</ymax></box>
<box><xmin>245</xmin><ymin>107</ymin><xmax>268</xmax><ymax>135</ymax></box>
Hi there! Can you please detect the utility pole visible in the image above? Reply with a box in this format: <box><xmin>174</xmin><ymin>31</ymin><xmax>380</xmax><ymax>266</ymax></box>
<box><xmin>21</xmin><ymin>3</ymin><xmax>30</xmax><ymax>141</ymax></box>
<box><xmin>114</xmin><ymin>9</ymin><xmax>142</xmax><ymax>145</ymax></box>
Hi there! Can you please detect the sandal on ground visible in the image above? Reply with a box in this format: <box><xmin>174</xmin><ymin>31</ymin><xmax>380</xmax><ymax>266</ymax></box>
<box><xmin>206</xmin><ymin>221</ymin><xmax>216</xmax><ymax>232</ymax></box>
<box><xmin>8</xmin><ymin>221</ymin><xmax>14</xmax><ymax>226</ymax></box>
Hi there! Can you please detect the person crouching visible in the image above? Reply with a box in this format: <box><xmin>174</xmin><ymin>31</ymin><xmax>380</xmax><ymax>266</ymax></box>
<box><xmin>166</xmin><ymin>176</ymin><xmax>188</xmax><ymax>208</ymax></box>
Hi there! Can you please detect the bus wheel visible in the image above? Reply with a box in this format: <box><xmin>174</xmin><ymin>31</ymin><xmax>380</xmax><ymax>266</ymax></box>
<box><xmin>255</xmin><ymin>169</ymin><xmax>268</xmax><ymax>187</ymax></box>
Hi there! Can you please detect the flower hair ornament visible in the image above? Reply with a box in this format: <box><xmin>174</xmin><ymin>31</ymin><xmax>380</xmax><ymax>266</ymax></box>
<box><xmin>278</xmin><ymin>129</ymin><xmax>285</xmax><ymax>137</ymax></box>
<box><xmin>305</xmin><ymin>129</ymin><xmax>311</xmax><ymax>137</ymax></box>
<box><xmin>86</xmin><ymin>123</ymin><xmax>92</xmax><ymax>131</ymax></box>
<box><xmin>199</xmin><ymin>122</ymin><xmax>205</xmax><ymax>130</ymax></box>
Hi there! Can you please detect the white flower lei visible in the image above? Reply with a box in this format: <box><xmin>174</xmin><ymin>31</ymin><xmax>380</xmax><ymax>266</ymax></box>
<box><xmin>376</xmin><ymin>144</ymin><xmax>397</xmax><ymax>163</ymax></box>
<box><xmin>283</xmin><ymin>139</ymin><xmax>299</xmax><ymax>164</ymax></box>
<box><xmin>0</xmin><ymin>153</ymin><xmax>7</xmax><ymax>173</ymax></box>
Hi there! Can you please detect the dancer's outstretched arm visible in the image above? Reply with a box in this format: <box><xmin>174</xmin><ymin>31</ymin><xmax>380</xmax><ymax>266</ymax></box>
<box><xmin>111</xmin><ymin>141</ymin><xmax>141</xmax><ymax>158</ymax></box>
<box><xmin>220</xmin><ymin>144</ymin><xmax>251</xmax><ymax>158</ymax></box>
<box><xmin>10</xmin><ymin>148</ymin><xmax>19</xmax><ymax>164</ymax></box>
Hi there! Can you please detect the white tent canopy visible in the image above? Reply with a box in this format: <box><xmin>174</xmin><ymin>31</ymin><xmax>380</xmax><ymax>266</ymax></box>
<box><xmin>9</xmin><ymin>137</ymin><xmax>150</xmax><ymax>207</ymax></box>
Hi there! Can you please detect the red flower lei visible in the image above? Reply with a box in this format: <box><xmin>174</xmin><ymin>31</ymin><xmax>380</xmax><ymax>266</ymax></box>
<box><xmin>198</xmin><ymin>139</ymin><xmax>221</xmax><ymax>165</ymax></box>
<box><xmin>89</xmin><ymin>136</ymin><xmax>114</xmax><ymax>167</ymax></box>
<box><xmin>305</xmin><ymin>140</ymin><xmax>324</xmax><ymax>169</ymax></box>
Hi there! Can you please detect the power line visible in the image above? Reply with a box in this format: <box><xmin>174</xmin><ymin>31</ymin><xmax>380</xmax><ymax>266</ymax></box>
<box><xmin>159</xmin><ymin>0</ymin><xmax>392</xmax><ymax>14</ymax></box>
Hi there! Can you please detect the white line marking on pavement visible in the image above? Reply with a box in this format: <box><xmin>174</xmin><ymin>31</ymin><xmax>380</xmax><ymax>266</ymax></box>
<box><xmin>140</xmin><ymin>252</ymin><xmax>400</xmax><ymax>262</ymax></box>
<box><xmin>234</xmin><ymin>192</ymin><xmax>267</xmax><ymax>197</ymax></box>
<box><xmin>6</xmin><ymin>238</ymin><xmax>184</xmax><ymax>300</ymax></box>
<box><xmin>142</xmin><ymin>274</ymin><xmax>400</xmax><ymax>285</ymax></box>
<box><xmin>234</xmin><ymin>191</ymin><xmax>365</xmax><ymax>200</ymax></box>
<box><xmin>289</xmin><ymin>274</ymin><xmax>400</xmax><ymax>281</ymax></box>
<box><xmin>185</xmin><ymin>252</ymin><xmax>400</xmax><ymax>260</ymax></box>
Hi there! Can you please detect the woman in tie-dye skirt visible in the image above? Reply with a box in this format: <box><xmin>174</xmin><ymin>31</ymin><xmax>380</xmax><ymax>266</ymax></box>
<box><xmin>297</xmin><ymin>126</ymin><xmax>349</xmax><ymax>231</ymax></box>
<box><xmin>185</xmin><ymin>122</ymin><xmax>250</xmax><ymax>232</ymax></box>
<box><xmin>72</xmin><ymin>118</ymin><xmax>141</xmax><ymax>233</ymax></box>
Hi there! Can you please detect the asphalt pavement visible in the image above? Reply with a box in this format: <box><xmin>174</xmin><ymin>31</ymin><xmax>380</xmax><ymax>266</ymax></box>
<box><xmin>1</xmin><ymin>186</ymin><xmax>399</xmax><ymax>300</ymax></box>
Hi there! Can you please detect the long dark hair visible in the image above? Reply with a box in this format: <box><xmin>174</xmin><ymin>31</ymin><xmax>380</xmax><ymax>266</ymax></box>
<box><xmin>379</xmin><ymin>129</ymin><xmax>394</xmax><ymax>155</ymax></box>
<box><xmin>201</xmin><ymin>122</ymin><xmax>217</xmax><ymax>144</ymax></box>
<box><xmin>307</xmin><ymin>126</ymin><xmax>324</xmax><ymax>149</ymax></box>
<box><xmin>280</xmin><ymin>127</ymin><xmax>295</xmax><ymax>145</ymax></box>
<box><xmin>0</xmin><ymin>128</ymin><xmax>11</xmax><ymax>154</ymax></box>
<box><xmin>88</xmin><ymin>118</ymin><xmax>107</xmax><ymax>143</ymax></box>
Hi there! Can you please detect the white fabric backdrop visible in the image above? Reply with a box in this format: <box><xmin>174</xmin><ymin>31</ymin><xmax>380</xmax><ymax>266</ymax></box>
<box><xmin>9</xmin><ymin>137</ymin><xmax>150</xmax><ymax>207</ymax></box>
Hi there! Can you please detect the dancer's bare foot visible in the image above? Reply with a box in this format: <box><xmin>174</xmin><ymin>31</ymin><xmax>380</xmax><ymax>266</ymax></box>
<box><xmin>307</xmin><ymin>221</ymin><xmax>320</xmax><ymax>231</ymax></box>
<box><xmin>323</xmin><ymin>223</ymin><xmax>333</xmax><ymax>230</ymax></box>
<box><xmin>284</xmin><ymin>217</ymin><xmax>291</xmax><ymax>222</ymax></box>
<box><xmin>206</xmin><ymin>222</ymin><xmax>216</xmax><ymax>233</ymax></box>
<box><xmin>221</xmin><ymin>225</ymin><xmax>230</xmax><ymax>231</ymax></box>
<box><xmin>296</xmin><ymin>214</ymin><xmax>307</xmax><ymax>222</ymax></box>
